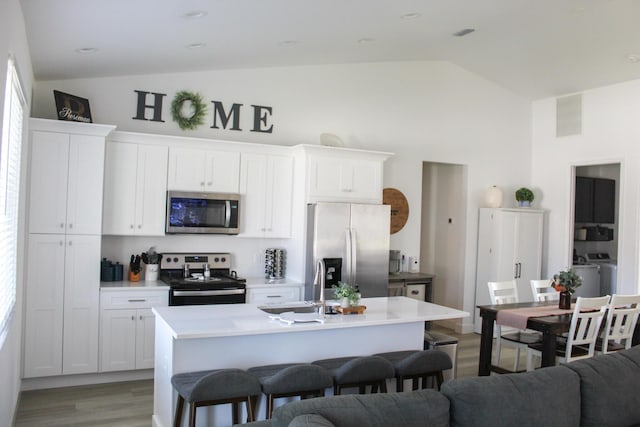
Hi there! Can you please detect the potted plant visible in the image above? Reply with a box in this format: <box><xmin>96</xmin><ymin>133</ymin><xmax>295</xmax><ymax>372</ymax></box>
<box><xmin>515</xmin><ymin>187</ymin><xmax>534</xmax><ymax>207</ymax></box>
<box><xmin>332</xmin><ymin>282</ymin><xmax>361</xmax><ymax>307</ymax></box>
<box><xmin>551</xmin><ymin>269</ymin><xmax>582</xmax><ymax>309</ymax></box>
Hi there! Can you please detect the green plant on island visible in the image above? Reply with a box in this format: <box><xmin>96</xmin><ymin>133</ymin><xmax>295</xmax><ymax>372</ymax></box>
<box><xmin>332</xmin><ymin>282</ymin><xmax>361</xmax><ymax>306</ymax></box>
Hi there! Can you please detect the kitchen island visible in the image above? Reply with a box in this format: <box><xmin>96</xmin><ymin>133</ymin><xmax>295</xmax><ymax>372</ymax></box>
<box><xmin>152</xmin><ymin>297</ymin><xmax>468</xmax><ymax>427</ymax></box>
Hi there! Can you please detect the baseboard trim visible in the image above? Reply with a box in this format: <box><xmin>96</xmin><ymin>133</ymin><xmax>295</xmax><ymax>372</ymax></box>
<box><xmin>21</xmin><ymin>369</ymin><xmax>154</xmax><ymax>391</ymax></box>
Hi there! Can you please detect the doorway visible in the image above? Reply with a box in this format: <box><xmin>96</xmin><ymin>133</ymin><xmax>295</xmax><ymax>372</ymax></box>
<box><xmin>570</xmin><ymin>163</ymin><xmax>620</xmax><ymax>296</ymax></box>
<box><xmin>421</xmin><ymin>162</ymin><xmax>467</xmax><ymax>331</ymax></box>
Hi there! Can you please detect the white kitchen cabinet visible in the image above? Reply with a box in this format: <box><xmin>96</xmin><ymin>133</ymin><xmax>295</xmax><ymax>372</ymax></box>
<box><xmin>24</xmin><ymin>234</ymin><xmax>101</xmax><ymax>377</ymax></box>
<box><xmin>247</xmin><ymin>285</ymin><xmax>302</xmax><ymax>304</ymax></box>
<box><xmin>100</xmin><ymin>289</ymin><xmax>168</xmax><ymax>371</ymax></box>
<box><xmin>239</xmin><ymin>152</ymin><xmax>293</xmax><ymax>238</ymax></box>
<box><xmin>167</xmin><ymin>147</ymin><xmax>240</xmax><ymax>193</ymax></box>
<box><xmin>102</xmin><ymin>142</ymin><xmax>168</xmax><ymax>235</ymax></box>
<box><xmin>28</xmin><ymin>122</ymin><xmax>114</xmax><ymax>235</ymax></box>
<box><xmin>474</xmin><ymin>208</ymin><xmax>544</xmax><ymax>333</ymax></box>
<box><xmin>301</xmin><ymin>145</ymin><xmax>391</xmax><ymax>204</ymax></box>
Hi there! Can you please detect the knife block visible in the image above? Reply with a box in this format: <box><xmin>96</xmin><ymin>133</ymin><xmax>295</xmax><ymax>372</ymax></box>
<box><xmin>128</xmin><ymin>270</ymin><xmax>140</xmax><ymax>282</ymax></box>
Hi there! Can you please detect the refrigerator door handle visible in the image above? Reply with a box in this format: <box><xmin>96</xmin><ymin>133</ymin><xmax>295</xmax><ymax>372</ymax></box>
<box><xmin>350</xmin><ymin>228</ymin><xmax>358</xmax><ymax>284</ymax></box>
<box><xmin>345</xmin><ymin>228</ymin><xmax>352</xmax><ymax>284</ymax></box>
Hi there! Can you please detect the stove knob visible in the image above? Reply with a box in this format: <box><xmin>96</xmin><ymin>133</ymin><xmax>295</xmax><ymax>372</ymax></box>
<box><xmin>173</xmin><ymin>257</ymin><xmax>179</xmax><ymax>263</ymax></box>
<box><xmin>214</xmin><ymin>257</ymin><xmax>220</xmax><ymax>263</ymax></box>
<box><xmin>220</xmin><ymin>257</ymin><xmax>226</xmax><ymax>262</ymax></box>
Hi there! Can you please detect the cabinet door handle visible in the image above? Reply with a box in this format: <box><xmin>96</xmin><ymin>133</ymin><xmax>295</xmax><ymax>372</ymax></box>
<box><xmin>514</xmin><ymin>263</ymin><xmax>518</xmax><ymax>278</ymax></box>
<box><xmin>131</xmin><ymin>315</ymin><xmax>135</xmax><ymax>321</ymax></box>
<box><xmin>60</xmin><ymin>223</ymin><xmax>65</xmax><ymax>228</ymax></box>
<box><xmin>207</xmin><ymin>182</ymin><xmax>212</xmax><ymax>186</ymax></box>
<box><xmin>139</xmin><ymin>315</ymin><xmax>143</xmax><ymax>321</ymax></box>
<box><xmin>68</xmin><ymin>241</ymin><xmax>72</xmax><ymax>246</ymax></box>
<box><xmin>68</xmin><ymin>223</ymin><xmax>73</xmax><ymax>229</ymax></box>
<box><xmin>130</xmin><ymin>224</ymin><xmax>134</xmax><ymax>229</ymax></box>
<box><xmin>200</xmin><ymin>181</ymin><xmax>205</xmax><ymax>186</ymax></box>
<box><xmin>128</xmin><ymin>299</ymin><xmax>146</xmax><ymax>302</ymax></box>
<box><xmin>266</xmin><ymin>295</ymin><xmax>282</xmax><ymax>298</ymax></box>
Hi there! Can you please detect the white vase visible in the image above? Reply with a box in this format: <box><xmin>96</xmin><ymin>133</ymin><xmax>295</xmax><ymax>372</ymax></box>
<box><xmin>340</xmin><ymin>297</ymin><xmax>350</xmax><ymax>308</ymax></box>
<box><xmin>484</xmin><ymin>185</ymin><xmax>503</xmax><ymax>208</ymax></box>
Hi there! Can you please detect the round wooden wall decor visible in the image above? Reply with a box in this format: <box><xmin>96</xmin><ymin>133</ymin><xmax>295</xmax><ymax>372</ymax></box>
<box><xmin>383</xmin><ymin>188</ymin><xmax>409</xmax><ymax>234</ymax></box>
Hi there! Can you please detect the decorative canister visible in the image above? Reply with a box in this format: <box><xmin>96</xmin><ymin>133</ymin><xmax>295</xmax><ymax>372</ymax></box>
<box><xmin>484</xmin><ymin>185</ymin><xmax>503</xmax><ymax>208</ymax></box>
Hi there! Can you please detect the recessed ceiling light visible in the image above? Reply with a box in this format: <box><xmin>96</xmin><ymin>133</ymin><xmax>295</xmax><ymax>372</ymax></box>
<box><xmin>627</xmin><ymin>53</ymin><xmax>640</xmax><ymax>63</ymax></box>
<box><xmin>75</xmin><ymin>47</ymin><xmax>98</xmax><ymax>54</ymax></box>
<box><xmin>278</xmin><ymin>40</ymin><xmax>298</xmax><ymax>47</ymax></box>
<box><xmin>358</xmin><ymin>38</ymin><xmax>375</xmax><ymax>44</ymax></box>
<box><xmin>401</xmin><ymin>12</ymin><xmax>421</xmax><ymax>20</ymax></box>
<box><xmin>185</xmin><ymin>43</ymin><xmax>206</xmax><ymax>49</ymax></box>
<box><xmin>184</xmin><ymin>10</ymin><xmax>207</xmax><ymax>19</ymax></box>
<box><xmin>453</xmin><ymin>28</ymin><xmax>475</xmax><ymax>37</ymax></box>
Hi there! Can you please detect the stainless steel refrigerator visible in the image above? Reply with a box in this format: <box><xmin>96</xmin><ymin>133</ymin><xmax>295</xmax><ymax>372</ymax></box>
<box><xmin>305</xmin><ymin>202</ymin><xmax>391</xmax><ymax>299</ymax></box>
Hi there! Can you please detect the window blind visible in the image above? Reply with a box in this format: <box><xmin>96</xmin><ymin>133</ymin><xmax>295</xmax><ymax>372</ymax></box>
<box><xmin>0</xmin><ymin>57</ymin><xmax>25</xmax><ymax>343</ymax></box>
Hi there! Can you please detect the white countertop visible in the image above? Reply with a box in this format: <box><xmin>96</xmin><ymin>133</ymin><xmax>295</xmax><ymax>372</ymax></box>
<box><xmin>152</xmin><ymin>297</ymin><xmax>468</xmax><ymax>340</ymax></box>
<box><xmin>244</xmin><ymin>277</ymin><xmax>303</xmax><ymax>288</ymax></box>
<box><xmin>100</xmin><ymin>280</ymin><xmax>169</xmax><ymax>290</ymax></box>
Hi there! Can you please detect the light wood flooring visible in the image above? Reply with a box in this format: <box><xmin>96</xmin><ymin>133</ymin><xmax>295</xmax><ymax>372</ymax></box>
<box><xmin>14</xmin><ymin>326</ymin><xmax>520</xmax><ymax>426</ymax></box>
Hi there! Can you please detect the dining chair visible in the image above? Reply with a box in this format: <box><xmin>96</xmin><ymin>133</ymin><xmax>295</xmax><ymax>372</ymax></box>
<box><xmin>598</xmin><ymin>294</ymin><xmax>640</xmax><ymax>354</ymax></box>
<box><xmin>530</xmin><ymin>279</ymin><xmax>559</xmax><ymax>302</ymax></box>
<box><xmin>487</xmin><ymin>280</ymin><xmax>541</xmax><ymax>372</ymax></box>
<box><xmin>526</xmin><ymin>295</ymin><xmax>610</xmax><ymax>371</ymax></box>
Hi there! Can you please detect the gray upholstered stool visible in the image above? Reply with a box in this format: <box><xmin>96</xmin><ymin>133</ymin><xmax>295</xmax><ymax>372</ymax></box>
<box><xmin>171</xmin><ymin>368</ymin><xmax>261</xmax><ymax>427</ymax></box>
<box><xmin>247</xmin><ymin>363</ymin><xmax>333</xmax><ymax>419</ymax></box>
<box><xmin>375</xmin><ymin>349</ymin><xmax>452</xmax><ymax>391</ymax></box>
<box><xmin>311</xmin><ymin>355</ymin><xmax>395</xmax><ymax>395</ymax></box>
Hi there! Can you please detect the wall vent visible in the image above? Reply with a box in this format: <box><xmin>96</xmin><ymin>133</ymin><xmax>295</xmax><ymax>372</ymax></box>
<box><xmin>556</xmin><ymin>94</ymin><xmax>582</xmax><ymax>137</ymax></box>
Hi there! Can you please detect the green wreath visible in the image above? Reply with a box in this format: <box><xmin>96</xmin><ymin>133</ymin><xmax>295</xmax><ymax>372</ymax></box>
<box><xmin>171</xmin><ymin>91</ymin><xmax>207</xmax><ymax>130</ymax></box>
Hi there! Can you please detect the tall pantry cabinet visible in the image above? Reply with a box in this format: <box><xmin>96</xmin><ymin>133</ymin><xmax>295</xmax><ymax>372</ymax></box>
<box><xmin>474</xmin><ymin>208</ymin><xmax>544</xmax><ymax>333</ymax></box>
<box><xmin>23</xmin><ymin>119</ymin><xmax>115</xmax><ymax>378</ymax></box>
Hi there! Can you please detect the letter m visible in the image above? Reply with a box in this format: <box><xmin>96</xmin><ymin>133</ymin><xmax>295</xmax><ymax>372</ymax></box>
<box><xmin>211</xmin><ymin>101</ymin><xmax>242</xmax><ymax>131</ymax></box>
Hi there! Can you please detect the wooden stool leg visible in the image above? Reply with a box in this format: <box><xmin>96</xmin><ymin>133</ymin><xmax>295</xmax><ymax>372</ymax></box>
<box><xmin>173</xmin><ymin>395</ymin><xmax>185</xmax><ymax>427</ymax></box>
<box><xmin>266</xmin><ymin>394</ymin><xmax>275</xmax><ymax>419</ymax></box>
<box><xmin>232</xmin><ymin>401</ymin><xmax>240</xmax><ymax>425</ymax></box>
<box><xmin>246</xmin><ymin>395</ymin><xmax>256</xmax><ymax>422</ymax></box>
<box><xmin>188</xmin><ymin>403</ymin><xmax>197</xmax><ymax>427</ymax></box>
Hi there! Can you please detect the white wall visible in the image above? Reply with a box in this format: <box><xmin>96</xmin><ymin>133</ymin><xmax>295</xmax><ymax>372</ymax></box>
<box><xmin>532</xmin><ymin>80</ymin><xmax>640</xmax><ymax>295</ymax></box>
<box><xmin>32</xmin><ymin>60</ymin><xmax>531</xmax><ymax>332</ymax></box>
<box><xmin>0</xmin><ymin>0</ymin><xmax>33</xmax><ymax>423</ymax></box>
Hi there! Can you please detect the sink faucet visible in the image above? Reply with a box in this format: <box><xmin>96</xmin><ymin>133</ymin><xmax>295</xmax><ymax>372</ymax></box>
<box><xmin>314</xmin><ymin>259</ymin><xmax>326</xmax><ymax>315</ymax></box>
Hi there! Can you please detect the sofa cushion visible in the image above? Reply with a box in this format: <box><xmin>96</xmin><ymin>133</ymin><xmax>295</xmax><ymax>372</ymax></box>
<box><xmin>271</xmin><ymin>389</ymin><xmax>449</xmax><ymax>427</ymax></box>
<box><xmin>441</xmin><ymin>365</ymin><xmax>580</xmax><ymax>427</ymax></box>
<box><xmin>565</xmin><ymin>346</ymin><xmax>640</xmax><ymax>427</ymax></box>
<box><xmin>288</xmin><ymin>414</ymin><xmax>336</xmax><ymax>427</ymax></box>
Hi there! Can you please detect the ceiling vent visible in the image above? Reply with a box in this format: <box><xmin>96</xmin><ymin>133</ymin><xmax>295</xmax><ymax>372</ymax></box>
<box><xmin>556</xmin><ymin>94</ymin><xmax>582</xmax><ymax>137</ymax></box>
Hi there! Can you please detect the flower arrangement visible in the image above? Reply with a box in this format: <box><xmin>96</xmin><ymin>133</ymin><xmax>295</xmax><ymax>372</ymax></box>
<box><xmin>332</xmin><ymin>282</ymin><xmax>361</xmax><ymax>306</ymax></box>
<box><xmin>551</xmin><ymin>269</ymin><xmax>582</xmax><ymax>294</ymax></box>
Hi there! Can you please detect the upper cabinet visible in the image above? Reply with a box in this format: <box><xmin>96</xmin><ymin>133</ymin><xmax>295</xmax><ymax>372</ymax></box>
<box><xmin>102</xmin><ymin>140</ymin><xmax>168</xmax><ymax>235</ymax></box>
<box><xmin>575</xmin><ymin>176</ymin><xmax>616</xmax><ymax>224</ymax></box>
<box><xmin>28</xmin><ymin>119</ymin><xmax>115</xmax><ymax>235</ymax></box>
<box><xmin>300</xmin><ymin>145</ymin><xmax>392</xmax><ymax>204</ymax></box>
<box><xmin>167</xmin><ymin>147</ymin><xmax>240</xmax><ymax>193</ymax></box>
<box><xmin>239</xmin><ymin>152</ymin><xmax>293</xmax><ymax>238</ymax></box>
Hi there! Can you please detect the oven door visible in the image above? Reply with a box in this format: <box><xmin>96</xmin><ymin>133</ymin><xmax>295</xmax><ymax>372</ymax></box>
<box><xmin>169</xmin><ymin>287</ymin><xmax>246</xmax><ymax>306</ymax></box>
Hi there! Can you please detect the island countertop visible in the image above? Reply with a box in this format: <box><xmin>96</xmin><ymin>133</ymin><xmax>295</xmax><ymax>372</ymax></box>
<box><xmin>152</xmin><ymin>296</ymin><xmax>469</xmax><ymax>340</ymax></box>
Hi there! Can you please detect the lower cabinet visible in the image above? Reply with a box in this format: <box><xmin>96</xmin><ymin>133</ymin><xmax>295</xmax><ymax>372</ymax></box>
<box><xmin>100</xmin><ymin>289</ymin><xmax>168</xmax><ymax>372</ymax></box>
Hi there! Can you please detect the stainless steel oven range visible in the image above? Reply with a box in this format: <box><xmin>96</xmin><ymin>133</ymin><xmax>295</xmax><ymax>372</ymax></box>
<box><xmin>159</xmin><ymin>252</ymin><xmax>246</xmax><ymax>306</ymax></box>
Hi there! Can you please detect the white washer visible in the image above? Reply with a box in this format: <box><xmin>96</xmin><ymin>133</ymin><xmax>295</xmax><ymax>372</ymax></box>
<box><xmin>584</xmin><ymin>253</ymin><xmax>617</xmax><ymax>296</ymax></box>
<box><xmin>572</xmin><ymin>264</ymin><xmax>601</xmax><ymax>297</ymax></box>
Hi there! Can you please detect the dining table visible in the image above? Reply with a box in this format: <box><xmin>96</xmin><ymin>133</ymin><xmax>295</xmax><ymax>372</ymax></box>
<box><xmin>477</xmin><ymin>301</ymin><xmax>574</xmax><ymax>376</ymax></box>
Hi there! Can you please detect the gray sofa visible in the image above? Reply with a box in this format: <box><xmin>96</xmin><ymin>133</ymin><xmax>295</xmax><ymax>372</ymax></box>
<box><xmin>240</xmin><ymin>345</ymin><xmax>640</xmax><ymax>427</ymax></box>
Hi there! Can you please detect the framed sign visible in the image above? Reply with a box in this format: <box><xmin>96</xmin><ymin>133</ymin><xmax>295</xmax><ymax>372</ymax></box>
<box><xmin>53</xmin><ymin>90</ymin><xmax>92</xmax><ymax>123</ymax></box>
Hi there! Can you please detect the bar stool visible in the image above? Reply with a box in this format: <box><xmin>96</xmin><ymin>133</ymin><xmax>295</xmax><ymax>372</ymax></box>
<box><xmin>171</xmin><ymin>368</ymin><xmax>261</xmax><ymax>427</ymax></box>
<box><xmin>375</xmin><ymin>349</ymin><xmax>452</xmax><ymax>391</ymax></box>
<box><xmin>312</xmin><ymin>355</ymin><xmax>395</xmax><ymax>395</ymax></box>
<box><xmin>247</xmin><ymin>363</ymin><xmax>333</xmax><ymax>419</ymax></box>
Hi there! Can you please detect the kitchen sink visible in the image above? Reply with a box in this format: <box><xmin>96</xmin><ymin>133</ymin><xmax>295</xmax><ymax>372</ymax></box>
<box><xmin>257</xmin><ymin>301</ymin><xmax>321</xmax><ymax>315</ymax></box>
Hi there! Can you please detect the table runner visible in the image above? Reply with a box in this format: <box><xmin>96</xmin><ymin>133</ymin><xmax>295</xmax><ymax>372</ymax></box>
<box><xmin>496</xmin><ymin>306</ymin><xmax>573</xmax><ymax>330</ymax></box>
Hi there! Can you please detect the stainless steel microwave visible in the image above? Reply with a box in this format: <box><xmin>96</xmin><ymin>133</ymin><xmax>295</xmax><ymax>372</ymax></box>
<box><xmin>165</xmin><ymin>191</ymin><xmax>240</xmax><ymax>234</ymax></box>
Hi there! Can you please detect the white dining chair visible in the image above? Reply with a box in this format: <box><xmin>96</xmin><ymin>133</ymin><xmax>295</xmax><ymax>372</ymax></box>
<box><xmin>599</xmin><ymin>294</ymin><xmax>640</xmax><ymax>354</ymax></box>
<box><xmin>526</xmin><ymin>295</ymin><xmax>610</xmax><ymax>371</ymax></box>
<box><xmin>488</xmin><ymin>280</ymin><xmax>540</xmax><ymax>372</ymax></box>
<box><xmin>530</xmin><ymin>279</ymin><xmax>559</xmax><ymax>302</ymax></box>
